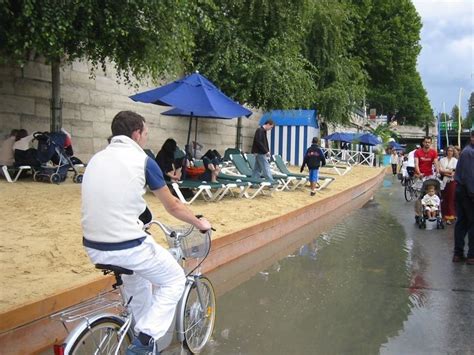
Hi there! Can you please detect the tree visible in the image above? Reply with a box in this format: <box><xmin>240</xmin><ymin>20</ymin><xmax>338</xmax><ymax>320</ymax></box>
<box><xmin>352</xmin><ymin>0</ymin><xmax>432</xmax><ymax>124</ymax></box>
<box><xmin>0</xmin><ymin>0</ymin><xmax>196</xmax><ymax>130</ymax></box>
<box><xmin>450</xmin><ymin>105</ymin><xmax>462</xmax><ymax>122</ymax></box>
<box><xmin>463</xmin><ymin>92</ymin><xmax>474</xmax><ymax>129</ymax></box>
<box><xmin>190</xmin><ymin>0</ymin><xmax>318</xmax><ymax>111</ymax></box>
<box><xmin>304</xmin><ymin>0</ymin><xmax>366</xmax><ymax>124</ymax></box>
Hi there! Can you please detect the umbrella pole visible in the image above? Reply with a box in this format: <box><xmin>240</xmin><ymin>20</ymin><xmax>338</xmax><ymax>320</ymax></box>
<box><xmin>186</xmin><ymin>114</ymin><xmax>193</xmax><ymax>149</ymax></box>
<box><xmin>194</xmin><ymin>117</ymin><xmax>198</xmax><ymax>159</ymax></box>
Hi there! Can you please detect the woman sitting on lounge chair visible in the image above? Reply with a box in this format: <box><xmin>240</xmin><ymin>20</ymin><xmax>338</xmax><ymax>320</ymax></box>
<box><xmin>13</xmin><ymin>129</ymin><xmax>40</xmax><ymax>167</ymax></box>
<box><xmin>196</xmin><ymin>151</ymin><xmax>221</xmax><ymax>183</ymax></box>
<box><xmin>155</xmin><ymin>138</ymin><xmax>182</xmax><ymax>182</ymax></box>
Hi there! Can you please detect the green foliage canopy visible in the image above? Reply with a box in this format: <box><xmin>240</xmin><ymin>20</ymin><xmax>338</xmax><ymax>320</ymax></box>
<box><xmin>0</xmin><ymin>0</ymin><xmax>196</xmax><ymax>82</ymax></box>
<box><xmin>0</xmin><ymin>0</ymin><xmax>434</xmax><ymax>126</ymax></box>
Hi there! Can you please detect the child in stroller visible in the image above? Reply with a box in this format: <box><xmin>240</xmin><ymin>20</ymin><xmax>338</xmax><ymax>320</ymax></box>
<box><xmin>33</xmin><ymin>131</ymin><xmax>84</xmax><ymax>184</ymax></box>
<box><xmin>416</xmin><ymin>179</ymin><xmax>444</xmax><ymax>229</ymax></box>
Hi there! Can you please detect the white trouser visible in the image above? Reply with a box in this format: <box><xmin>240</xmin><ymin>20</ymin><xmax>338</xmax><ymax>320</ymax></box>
<box><xmin>85</xmin><ymin>236</ymin><xmax>186</xmax><ymax>340</ymax></box>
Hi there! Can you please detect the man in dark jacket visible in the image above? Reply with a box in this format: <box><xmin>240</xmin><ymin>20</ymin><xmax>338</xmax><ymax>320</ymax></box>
<box><xmin>251</xmin><ymin>119</ymin><xmax>274</xmax><ymax>182</ymax></box>
<box><xmin>300</xmin><ymin>137</ymin><xmax>326</xmax><ymax>196</ymax></box>
<box><xmin>452</xmin><ymin>130</ymin><xmax>474</xmax><ymax>265</ymax></box>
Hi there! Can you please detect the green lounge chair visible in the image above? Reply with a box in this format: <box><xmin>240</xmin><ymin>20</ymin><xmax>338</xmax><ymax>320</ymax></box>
<box><xmin>169</xmin><ymin>179</ymin><xmax>238</xmax><ymax>204</ymax></box>
<box><xmin>218</xmin><ymin>170</ymin><xmax>275</xmax><ymax>199</ymax></box>
<box><xmin>320</xmin><ymin>156</ymin><xmax>352</xmax><ymax>176</ymax></box>
<box><xmin>241</xmin><ymin>154</ymin><xmax>294</xmax><ymax>191</ymax></box>
<box><xmin>272</xmin><ymin>155</ymin><xmax>334</xmax><ymax>190</ymax></box>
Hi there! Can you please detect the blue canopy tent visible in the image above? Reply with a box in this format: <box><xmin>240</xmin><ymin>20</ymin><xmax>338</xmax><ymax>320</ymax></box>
<box><xmin>130</xmin><ymin>72</ymin><xmax>252</xmax><ymax>150</ymax></box>
<box><xmin>388</xmin><ymin>141</ymin><xmax>405</xmax><ymax>151</ymax></box>
<box><xmin>357</xmin><ymin>133</ymin><xmax>382</xmax><ymax>146</ymax></box>
<box><xmin>259</xmin><ymin>110</ymin><xmax>318</xmax><ymax>166</ymax></box>
<box><xmin>323</xmin><ymin>132</ymin><xmax>354</xmax><ymax>143</ymax></box>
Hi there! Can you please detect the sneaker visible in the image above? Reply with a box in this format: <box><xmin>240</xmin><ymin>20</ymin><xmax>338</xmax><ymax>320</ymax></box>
<box><xmin>310</xmin><ymin>191</ymin><xmax>316</xmax><ymax>196</ymax></box>
<box><xmin>452</xmin><ymin>255</ymin><xmax>466</xmax><ymax>263</ymax></box>
<box><xmin>126</xmin><ymin>337</ymin><xmax>157</xmax><ymax>355</ymax></box>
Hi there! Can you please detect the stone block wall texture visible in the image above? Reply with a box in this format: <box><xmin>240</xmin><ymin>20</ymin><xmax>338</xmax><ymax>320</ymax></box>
<box><xmin>0</xmin><ymin>59</ymin><xmax>262</xmax><ymax>162</ymax></box>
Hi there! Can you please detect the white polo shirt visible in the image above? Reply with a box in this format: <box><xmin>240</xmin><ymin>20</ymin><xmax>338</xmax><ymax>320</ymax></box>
<box><xmin>81</xmin><ymin>135</ymin><xmax>165</xmax><ymax>244</ymax></box>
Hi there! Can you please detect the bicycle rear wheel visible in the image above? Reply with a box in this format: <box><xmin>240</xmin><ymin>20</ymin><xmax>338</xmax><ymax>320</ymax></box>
<box><xmin>183</xmin><ymin>276</ymin><xmax>216</xmax><ymax>354</ymax></box>
<box><xmin>68</xmin><ymin>316</ymin><xmax>131</xmax><ymax>355</ymax></box>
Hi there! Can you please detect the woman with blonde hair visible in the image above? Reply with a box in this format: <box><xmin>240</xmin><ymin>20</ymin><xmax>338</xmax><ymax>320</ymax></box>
<box><xmin>439</xmin><ymin>145</ymin><xmax>457</xmax><ymax>224</ymax></box>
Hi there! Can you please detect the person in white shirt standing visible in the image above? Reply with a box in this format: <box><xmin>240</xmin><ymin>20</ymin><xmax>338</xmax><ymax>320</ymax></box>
<box><xmin>406</xmin><ymin>144</ymin><xmax>420</xmax><ymax>177</ymax></box>
<box><xmin>81</xmin><ymin>111</ymin><xmax>211</xmax><ymax>354</ymax></box>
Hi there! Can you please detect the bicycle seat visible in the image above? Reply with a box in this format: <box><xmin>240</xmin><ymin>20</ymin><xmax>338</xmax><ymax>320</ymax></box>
<box><xmin>95</xmin><ymin>264</ymin><xmax>134</xmax><ymax>275</ymax></box>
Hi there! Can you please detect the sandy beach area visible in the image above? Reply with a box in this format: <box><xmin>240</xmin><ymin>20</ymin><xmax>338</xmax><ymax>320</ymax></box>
<box><xmin>0</xmin><ymin>165</ymin><xmax>383</xmax><ymax>312</ymax></box>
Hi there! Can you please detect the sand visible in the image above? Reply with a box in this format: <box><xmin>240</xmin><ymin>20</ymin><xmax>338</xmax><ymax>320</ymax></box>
<box><xmin>0</xmin><ymin>165</ymin><xmax>383</xmax><ymax>312</ymax></box>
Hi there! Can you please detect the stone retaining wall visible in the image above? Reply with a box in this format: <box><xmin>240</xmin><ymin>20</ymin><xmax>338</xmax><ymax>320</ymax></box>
<box><xmin>0</xmin><ymin>60</ymin><xmax>261</xmax><ymax>162</ymax></box>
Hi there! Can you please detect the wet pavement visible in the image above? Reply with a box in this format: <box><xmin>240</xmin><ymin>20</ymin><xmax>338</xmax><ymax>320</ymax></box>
<box><xmin>206</xmin><ymin>176</ymin><xmax>474</xmax><ymax>355</ymax></box>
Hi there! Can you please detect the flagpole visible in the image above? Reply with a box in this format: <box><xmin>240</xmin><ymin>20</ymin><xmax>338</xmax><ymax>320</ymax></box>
<box><xmin>458</xmin><ymin>88</ymin><xmax>462</xmax><ymax>147</ymax></box>
<box><xmin>443</xmin><ymin>101</ymin><xmax>449</xmax><ymax>146</ymax></box>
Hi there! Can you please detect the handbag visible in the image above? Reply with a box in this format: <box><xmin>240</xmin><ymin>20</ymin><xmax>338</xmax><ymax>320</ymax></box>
<box><xmin>185</xmin><ymin>166</ymin><xmax>206</xmax><ymax>180</ymax></box>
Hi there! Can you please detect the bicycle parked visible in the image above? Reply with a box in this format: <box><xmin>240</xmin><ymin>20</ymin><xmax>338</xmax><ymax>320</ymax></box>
<box><xmin>52</xmin><ymin>219</ymin><xmax>216</xmax><ymax>355</ymax></box>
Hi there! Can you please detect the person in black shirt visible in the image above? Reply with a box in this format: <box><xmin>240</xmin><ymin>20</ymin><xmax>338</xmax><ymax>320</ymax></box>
<box><xmin>251</xmin><ymin>119</ymin><xmax>274</xmax><ymax>182</ymax></box>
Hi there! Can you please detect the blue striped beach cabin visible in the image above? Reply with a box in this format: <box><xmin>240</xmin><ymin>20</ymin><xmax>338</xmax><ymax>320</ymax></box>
<box><xmin>259</xmin><ymin>110</ymin><xmax>319</xmax><ymax>166</ymax></box>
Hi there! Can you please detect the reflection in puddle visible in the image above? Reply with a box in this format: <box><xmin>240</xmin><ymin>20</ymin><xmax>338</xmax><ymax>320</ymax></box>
<box><xmin>210</xmin><ymin>198</ymin><xmax>417</xmax><ymax>354</ymax></box>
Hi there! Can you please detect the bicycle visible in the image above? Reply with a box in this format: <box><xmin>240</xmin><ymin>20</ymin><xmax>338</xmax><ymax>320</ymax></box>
<box><xmin>52</xmin><ymin>219</ymin><xmax>216</xmax><ymax>354</ymax></box>
<box><xmin>404</xmin><ymin>176</ymin><xmax>422</xmax><ymax>202</ymax></box>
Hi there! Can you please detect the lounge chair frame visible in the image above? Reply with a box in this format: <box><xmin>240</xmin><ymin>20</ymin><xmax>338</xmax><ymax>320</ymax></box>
<box><xmin>1</xmin><ymin>165</ymin><xmax>33</xmax><ymax>183</ymax></box>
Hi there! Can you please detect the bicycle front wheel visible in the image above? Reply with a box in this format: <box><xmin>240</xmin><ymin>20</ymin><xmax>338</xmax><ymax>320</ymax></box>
<box><xmin>404</xmin><ymin>185</ymin><xmax>413</xmax><ymax>202</ymax></box>
<box><xmin>183</xmin><ymin>276</ymin><xmax>216</xmax><ymax>354</ymax></box>
<box><xmin>68</xmin><ymin>316</ymin><xmax>131</xmax><ymax>355</ymax></box>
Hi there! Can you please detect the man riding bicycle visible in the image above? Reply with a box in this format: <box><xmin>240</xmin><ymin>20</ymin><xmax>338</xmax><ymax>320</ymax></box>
<box><xmin>81</xmin><ymin>111</ymin><xmax>211</xmax><ymax>355</ymax></box>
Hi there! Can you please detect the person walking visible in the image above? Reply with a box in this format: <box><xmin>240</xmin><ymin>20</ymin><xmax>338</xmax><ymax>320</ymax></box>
<box><xmin>452</xmin><ymin>131</ymin><xmax>474</xmax><ymax>265</ymax></box>
<box><xmin>81</xmin><ymin>111</ymin><xmax>211</xmax><ymax>354</ymax></box>
<box><xmin>415</xmin><ymin>136</ymin><xmax>439</xmax><ymax>178</ymax></box>
<box><xmin>439</xmin><ymin>146</ymin><xmax>457</xmax><ymax>224</ymax></box>
<box><xmin>390</xmin><ymin>149</ymin><xmax>398</xmax><ymax>176</ymax></box>
<box><xmin>414</xmin><ymin>137</ymin><xmax>440</xmax><ymax>222</ymax></box>
<box><xmin>251</xmin><ymin>119</ymin><xmax>274</xmax><ymax>182</ymax></box>
<box><xmin>300</xmin><ymin>137</ymin><xmax>326</xmax><ymax>196</ymax></box>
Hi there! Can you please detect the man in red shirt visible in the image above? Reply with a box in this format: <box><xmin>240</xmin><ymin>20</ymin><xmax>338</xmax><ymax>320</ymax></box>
<box><xmin>414</xmin><ymin>136</ymin><xmax>440</xmax><ymax>222</ymax></box>
<box><xmin>415</xmin><ymin>136</ymin><xmax>439</xmax><ymax>177</ymax></box>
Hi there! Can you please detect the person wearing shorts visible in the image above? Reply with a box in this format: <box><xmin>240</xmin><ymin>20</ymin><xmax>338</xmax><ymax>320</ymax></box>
<box><xmin>300</xmin><ymin>137</ymin><xmax>326</xmax><ymax>196</ymax></box>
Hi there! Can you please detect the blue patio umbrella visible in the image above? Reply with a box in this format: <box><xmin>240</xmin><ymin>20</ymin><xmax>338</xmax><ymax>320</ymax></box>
<box><xmin>388</xmin><ymin>141</ymin><xmax>405</xmax><ymax>151</ymax></box>
<box><xmin>357</xmin><ymin>133</ymin><xmax>382</xmax><ymax>146</ymax></box>
<box><xmin>130</xmin><ymin>72</ymin><xmax>252</xmax><ymax>147</ymax></box>
<box><xmin>323</xmin><ymin>132</ymin><xmax>353</xmax><ymax>143</ymax></box>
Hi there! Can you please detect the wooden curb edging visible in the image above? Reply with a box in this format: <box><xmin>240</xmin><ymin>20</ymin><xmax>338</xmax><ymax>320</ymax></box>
<box><xmin>0</xmin><ymin>169</ymin><xmax>385</xmax><ymax>354</ymax></box>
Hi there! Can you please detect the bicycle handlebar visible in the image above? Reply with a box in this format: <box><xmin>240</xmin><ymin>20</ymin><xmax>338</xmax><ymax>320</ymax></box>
<box><xmin>144</xmin><ymin>220</ymin><xmax>194</xmax><ymax>239</ymax></box>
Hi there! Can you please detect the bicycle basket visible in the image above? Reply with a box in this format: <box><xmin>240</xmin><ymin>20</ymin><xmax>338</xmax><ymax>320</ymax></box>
<box><xmin>166</xmin><ymin>227</ymin><xmax>211</xmax><ymax>259</ymax></box>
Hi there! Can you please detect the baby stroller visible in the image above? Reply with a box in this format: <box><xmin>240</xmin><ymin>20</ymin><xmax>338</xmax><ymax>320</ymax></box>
<box><xmin>33</xmin><ymin>132</ymin><xmax>84</xmax><ymax>184</ymax></box>
<box><xmin>415</xmin><ymin>178</ymin><xmax>444</xmax><ymax>229</ymax></box>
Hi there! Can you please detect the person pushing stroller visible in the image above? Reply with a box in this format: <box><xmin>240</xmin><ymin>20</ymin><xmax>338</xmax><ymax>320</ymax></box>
<box><xmin>421</xmin><ymin>184</ymin><xmax>440</xmax><ymax>220</ymax></box>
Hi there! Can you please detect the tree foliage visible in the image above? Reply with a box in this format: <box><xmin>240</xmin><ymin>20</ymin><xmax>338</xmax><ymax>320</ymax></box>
<box><xmin>0</xmin><ymin>0</ymin><xmax>196</xmax><ymax>82</ymax></box>
<box><xmin>464</xmin><ymin>92</ymin><xmax>474</xmax><ymax>129</ymax></box>
<box><xmin>0</xmin><ymin>0</ymin><xmax>433</xmax><ymax>126</ymax></box>
<box><xmin>190</xmin><ymin>0</ymin><xmax>318</xmax><ymax>111</ymax></box>
<box><xmin>352</xmin><ymin>0</ymin><xmax>433</xmax><ymax>125</ymax></box>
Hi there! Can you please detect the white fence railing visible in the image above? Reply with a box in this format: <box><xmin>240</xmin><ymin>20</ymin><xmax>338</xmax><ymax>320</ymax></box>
<box><xmin>322</xmin><ymin>148</ymin><xmax>375</xmax><ymax>167</ymax></box>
